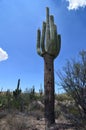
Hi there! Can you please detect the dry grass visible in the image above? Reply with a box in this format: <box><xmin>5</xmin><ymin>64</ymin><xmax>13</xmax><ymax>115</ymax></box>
<box><xmin>6</xmin><ymin>114</ymin><xmax>27</xmax><ymax>130</ymax></box>
<box><xmin>0</xmin><ymin>111</ymin><xmax>45</xmax><ymax>130</ymax></box>
<box><xmin>0</xmin><ymin>98</ymin><xmax>85</xmax><ymax>130</ymax></box>
<box><xmin>0</xmin><ymin>113</ymin><xmax>27</xmax><ymax>130</ymax></box>
<box><xmin>0</xmin><ymin>111</ymin><xmax>76</xmax><ymax>130</ymax></box>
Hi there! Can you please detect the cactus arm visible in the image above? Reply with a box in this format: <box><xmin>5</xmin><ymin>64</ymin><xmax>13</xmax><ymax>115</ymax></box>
<box><xmin>37</xmin><ymin>29</ymin><xmax>42</xmax><ymax>56</ymax></box>
<box><xmin>50</xmin><ymin>15</ymin><xmax>55</xmax><ymax>40</ymax></box>
<box><xmin>46</xmin><ymin>7</ymin><xmax>49</xmax><ymax>24</ymax></box>
<box><xmin>37</xmin><ymin>29</ymin><xmax>41</xmax><ymax>50</ymax></box>
<box><xmin>52</xmin><ymin>27</ymin><xmax>61</xmax><ymax>57</ymax></box>
<box><xmin>17</xmin><ymin>79</ymin><xmax>20</xmax><ymax>89</ymax></box>
<box><xmin>46</xmin><ymin>11</ymin><xmax>61</xmax><ymax>58</ymax></box>
<box><xmin>54</xmin><ymin>24</ymin><xmax>58</xmax><ymax>43</ymax></box>
<box><xmin>55</xmin><ymin>34</ymin><xmax>61</xmax><ymax>57</ymax></box>
<box><xmin>46</xmin><ymin>7</ymin><xmax>50</xmax><ymax>51</ymax></box>
<box><xmin>58</xmin><ymin>34</ymin><xmax>61</xmax><ymax>45</ymax></box>
<box><xmin>48</xmin><ymin>16</ymin><xmax>58</xmax><ymax>56</ymax></box>
<box><xmin>41</xmin><ymin>22</ymin><xmax>46</xmax><ymax>53</ymax></box>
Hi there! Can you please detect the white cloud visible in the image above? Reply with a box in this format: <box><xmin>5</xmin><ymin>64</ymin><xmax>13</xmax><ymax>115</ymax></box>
<box><xmin>0</xmin><ymin>48</ymin><xmax>8</xmax><ymax>61</ymax></box>
<box><xmin>66</xmin><ymin>0</ymin><xmax>86</xmax><ymax>10</ymax></box>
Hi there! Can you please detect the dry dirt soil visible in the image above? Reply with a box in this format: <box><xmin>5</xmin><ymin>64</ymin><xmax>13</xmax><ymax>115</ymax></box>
<box><xmin>0</xmin><ymin>110</ymin><xmax>75</xmax><ymax>130</ymax></box>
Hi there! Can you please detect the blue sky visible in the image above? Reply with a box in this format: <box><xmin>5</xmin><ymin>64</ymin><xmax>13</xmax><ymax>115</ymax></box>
<box><xmin>0</xmin><ymin>0</ymin><xmax>86</xmax><ymax>92</ymax></box>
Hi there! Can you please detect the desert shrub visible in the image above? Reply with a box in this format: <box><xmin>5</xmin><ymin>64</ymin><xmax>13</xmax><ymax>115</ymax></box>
<box><xmin>55</xmin><ymin>93</ymin><xmax>73</xmax><ymax>102</ymax></box>
<box><xmin>6</xmin><ymin>114</ymin><xmax>27</xmax><ymax>130</ymax></box>
<box><xmin>0</xmin><ymin>93</ymin><xmax>9</xmax><ymax>110</ymax></box>
<box><xmin>57</xmin><ymin>50</ymin><xmax>86</xmax><ymax>129</ymax></box>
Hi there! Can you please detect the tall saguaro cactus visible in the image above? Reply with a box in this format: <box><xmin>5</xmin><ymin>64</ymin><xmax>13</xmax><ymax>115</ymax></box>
<box><xmin>36</xmin><ymin>7</ymin><xmax>61</xmax><ymax>127</ymax></box>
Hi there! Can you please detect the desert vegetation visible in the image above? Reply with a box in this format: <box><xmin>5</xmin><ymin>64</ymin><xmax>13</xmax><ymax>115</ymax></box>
<box><xmin>0</xmin><ymin>6</ymin><xmax>86</xmax><ymax>130</ymax></box>
<box><xmin>0</xmin><ymin>79</ymin><xmax>86</xmax><ymax>130</ymax></box>
<box><xmin>56</xmin><ymin>50</ymin><xmax>86</xmax><ymax>129</ymax></box>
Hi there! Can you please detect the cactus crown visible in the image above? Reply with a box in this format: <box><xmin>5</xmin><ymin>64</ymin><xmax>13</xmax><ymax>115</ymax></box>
<box><xmin>37</xmin><ymin>7</ymin><xmax>61</xmax><ymax>59</ymax></box>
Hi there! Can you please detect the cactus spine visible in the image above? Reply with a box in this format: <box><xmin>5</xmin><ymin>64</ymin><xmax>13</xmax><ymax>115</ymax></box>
<box><xmin>36</xmin><ymin>7</ymin><xmax>61</xmax><ymax>127</ymax></box>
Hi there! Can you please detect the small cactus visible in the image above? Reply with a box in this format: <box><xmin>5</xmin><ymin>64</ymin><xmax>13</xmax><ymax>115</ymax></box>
<box><xmin>13</xmin><ymin>79</ymin><xmax>21</xmax><ymax>99</ymax></box>
<box><xmin>37</xmin><ymin>7</ymin><xmax>61</xmax><ymax>58</ymax></box>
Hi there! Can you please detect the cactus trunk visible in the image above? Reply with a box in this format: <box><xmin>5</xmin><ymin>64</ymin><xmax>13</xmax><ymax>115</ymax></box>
<box><xmin>44</xmin><ymin>53</ymin><xmax>55</xmax><ymax>126</ymax></box>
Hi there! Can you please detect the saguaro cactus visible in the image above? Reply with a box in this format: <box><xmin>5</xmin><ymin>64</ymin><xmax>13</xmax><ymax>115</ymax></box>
<box><xmin>13</xmin><ymin>79</ymin><xmax>21</xmax><ymax>99</ymax></box>
<box><xmin>36</xmin><ymin>7</ymin><xmax>61</xmax><ymax>127</ymax></box>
